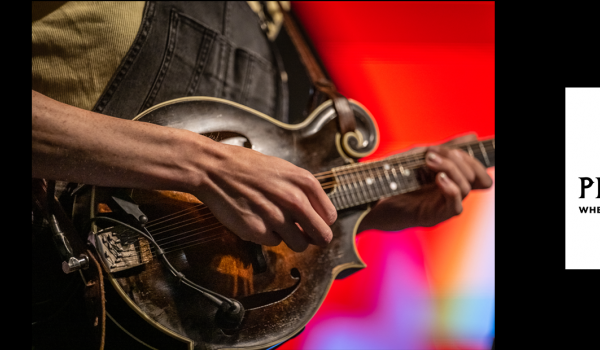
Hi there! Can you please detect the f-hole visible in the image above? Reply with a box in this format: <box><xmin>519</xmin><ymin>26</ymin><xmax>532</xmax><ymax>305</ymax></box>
<box><xmin>203</xmin><ymin>131</ymin><xmax>252</xmax><ymax>149</ymax></box>
<box><xmin>237</xmin><ymin>268</ymin><xmax>301</xmax><ymax>311</ymax></box>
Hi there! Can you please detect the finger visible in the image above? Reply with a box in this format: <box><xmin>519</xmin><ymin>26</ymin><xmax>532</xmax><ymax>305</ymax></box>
<box><xmin>292</xmin><ymin>201</ymin><xmax>333</xmax><ymax>247</ymax></box>
<box><xmin>274</xmin><ymin>220</ymin><xmax>310</xmax><ymax>252</ymax></box>
<box><xmin>436</xmin><ymin>172</ymin><xmax>463</xmax><ymax>217</ymax></box>
<box><xmin>434</xmin><ymin>147</ymin><xmax>476</xmax><ymax>184</ymax></box>
<box><xmin>243</xmin><ymin>215</ymin><xmax>282</xmax><ymax>246</ymax></box>
<box><xmin>232</xmin><ymin>190</ymin><xmax>284</xmax><ymax>246</ymax></box>
<box><xmin>298</xmin><ymin>171</ymin><xmax>337</xmax><ymax>225</ymax></box>
<box><xmin>258</xmin><ymin>231</ymin><xmax>283</xmax><ymax>246</ymax></box>
<box><xmin>426</xmin><ymin>149</ymin><xmax>471</xmax><ymax>198</ymax></box>
<box><xmin>462</xmin><ymin>151</ymin><xmax>494</xmax><ymax>189</ymax></box>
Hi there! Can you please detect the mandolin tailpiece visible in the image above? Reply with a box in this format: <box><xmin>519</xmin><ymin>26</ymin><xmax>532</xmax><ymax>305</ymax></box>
<box><xmin>95</xmin><ymin>225</ymin><xmax>152</xmax><ymax>273</ymax></box>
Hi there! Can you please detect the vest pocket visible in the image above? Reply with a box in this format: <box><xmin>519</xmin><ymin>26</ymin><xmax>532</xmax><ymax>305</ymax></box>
<box><xmin>142</xmin><ymin>8</ymin><xmax>277</xmax><ymax>117</ymax></box>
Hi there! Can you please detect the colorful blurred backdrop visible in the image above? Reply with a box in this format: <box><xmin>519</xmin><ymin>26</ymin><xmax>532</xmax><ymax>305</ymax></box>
<box><xmin>278</xmin><ymin>2</ymin><xmax>495</xmax><ymax>349</ymax></box>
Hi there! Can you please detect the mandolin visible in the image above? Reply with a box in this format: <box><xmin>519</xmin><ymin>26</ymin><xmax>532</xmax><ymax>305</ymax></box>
<box><xmin>72</xmin><ymin>96</ymin><xmax>494</xmax><ymax>350</ymax></box>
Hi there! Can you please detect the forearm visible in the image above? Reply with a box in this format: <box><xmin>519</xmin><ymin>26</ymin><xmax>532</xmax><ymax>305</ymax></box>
<box><xmin>32</xmin><ymin>90</ymin><xmax>338</xmax><ymax>250</ymax></box>
<box><xmin>32</xmin><ymin>90</ymin><xmax>215</xmax><ymax>192</ymax></box>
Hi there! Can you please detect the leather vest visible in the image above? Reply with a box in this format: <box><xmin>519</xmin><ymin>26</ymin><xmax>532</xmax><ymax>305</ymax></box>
<box><xmin>93</xmin><ymin>1</ymin><xmax>288</xmax><ymax>123</ymax></box>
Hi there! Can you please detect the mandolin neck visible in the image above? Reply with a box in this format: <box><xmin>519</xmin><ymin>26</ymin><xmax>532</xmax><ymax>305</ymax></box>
<box><xmin>326</xmin><ymin>138</ymin><xmax>495</xmax><ymax>210</ymax></box>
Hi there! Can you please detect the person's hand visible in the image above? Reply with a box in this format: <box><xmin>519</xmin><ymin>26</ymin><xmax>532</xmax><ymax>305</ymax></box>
<box><xmin>191</xmin><ymin>142</ymin><xmax>337</xmax><ymax>252</ymax></box>
<box><xmin>32</xmin><ymin>90</ymin><xmax>336</xmax><ymax>252</ymax></box>
<box><xmin>358</xmin><ymin>134</ymin><xmax>493</xmax><ymax>232</ymax></box>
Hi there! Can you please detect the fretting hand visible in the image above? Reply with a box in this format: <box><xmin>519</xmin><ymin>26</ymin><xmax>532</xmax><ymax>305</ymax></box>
<box><xmin>358</xmin><ymin>134</ymin><xmax>493</xmax><ymax>232</ymax></box>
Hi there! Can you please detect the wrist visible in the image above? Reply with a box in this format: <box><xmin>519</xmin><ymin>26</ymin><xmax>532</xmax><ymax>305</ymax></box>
<box><xmin>358</xmin><ymin>197</ymin><xmax>414</xmax><ymax>233</ymax></box>
<box><xmin>175</xmin><ymin>132</ymin><xmax>230</xmax><ymax>195</ymax></box>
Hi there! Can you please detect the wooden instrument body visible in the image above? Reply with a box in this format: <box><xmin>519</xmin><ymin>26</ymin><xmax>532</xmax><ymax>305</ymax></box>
<box><xmin>77</xmin><ymin>97</ymin><xmax>379</xmax><ymax>349</ymax></box>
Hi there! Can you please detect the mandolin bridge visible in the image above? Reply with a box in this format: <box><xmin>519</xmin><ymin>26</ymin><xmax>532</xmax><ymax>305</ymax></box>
<box><xmin>95</xmin><ymin>225</ymin><xmax>153</xmax><ymax>273</ymax></box>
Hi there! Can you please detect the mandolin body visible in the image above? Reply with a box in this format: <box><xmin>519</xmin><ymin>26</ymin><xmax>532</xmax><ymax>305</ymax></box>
<box><xmin>75</xmin><ymin>97</ymin><xmax>380</xmax><ymax>349</ymax></box>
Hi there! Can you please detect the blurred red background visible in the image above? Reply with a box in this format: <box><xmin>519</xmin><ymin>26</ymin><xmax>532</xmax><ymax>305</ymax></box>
<box><xmin>277</xmin><ymin>2</ymin><xmax>495</xmax><ymax>349</ymax></box>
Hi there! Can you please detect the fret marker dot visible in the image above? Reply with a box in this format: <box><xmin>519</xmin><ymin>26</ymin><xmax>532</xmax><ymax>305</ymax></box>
<box><xmin>403</xmin><ymin>169</ymin><xmax>411</xmax><ymax>176</ymax></box>
<box><xmin>390</xmin><ymin>182</ymin><xmax>397</xmax><ymax>190</ymax></box>
<box><xmin>383</xmin><ymin>164</ymin><xmax>390</xmax><ymax>171</ymax></box>
<box><xmin>366</xmin><ymin>178</ymin><xmax>373</xmax><ymax>185</ymax></box>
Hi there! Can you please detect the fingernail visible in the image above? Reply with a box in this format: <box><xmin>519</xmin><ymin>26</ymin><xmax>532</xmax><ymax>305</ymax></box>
<box><xmin>427</xmin><ymin>152</ymin><xmax>441</xmax><ymax>164</ymax></box>
<box><xmin>439</xmin><ymin>172</ymin><xmax>448</xmax><ymax>183</ymax></box>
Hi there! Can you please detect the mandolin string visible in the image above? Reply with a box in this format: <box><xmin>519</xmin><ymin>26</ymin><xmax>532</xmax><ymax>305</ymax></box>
<box><xmin>152</xmin><ymin>141</ymin><xmax>493</xmax><ymax>244</ymax></box>
<box><xmin>145</xmin><ymin>203</ymin><xmax>210</xmax><ymax>227</ymax></box>
<box><xmin>116</xmin><ymin>229</ymin><xmax>230</xmax><ymax>262</ymax></box>
<box><xmin>145</xmin><ymin>203</ymin><xmax>206</xmax><ymax>225</ymax></box>
<box><xmin>328</xmin><ymin>158</ymin><xmax>429</xmax><ymax>206</ymax></box>
<box><xmin>153</xmin><ymin>221</ymin><xmax>224</xmax><ymax>244</ymax></box>
<box><xmin>156</xmin><ymin>230</ymin><xmax>230</xmax><ymax>254</ymax></box>
<box><xmin>122</xmin><ymin>157</ymin><xmax>429</xmax><ymax>259</ymax></box>
<box><xmin>316</xmin><ymin>155</ymin><xmax>428</xmax><ymax>188</ymax></box>
<box><xmin>149</xmin><ymin>211</ymin><xmax>217</xmax><ymax>236</ymax></box>
<box><xmin>140</xmin><ymin>139</ymin><xmax>493</xmax><ymax>227</ymax></box>
<box><xmin>319</xmin><ymin>141</ymin><xmax>494</xmax><ymax>191</ymax></box>
<box><xmin>115</xmin><ymin>175</ymin><xmax>494</xmax><ymax>259</ymax></box>
<box><xmin>122</xmin><ymin>143</ymin><xmax>493</xmax><ymax>250</ymax></box>
<box><xmin>138</xmin><ymin>159</ymin><xmax>416</xmax><ymax>230</ymax></box>
<box><xmin>312</xmin><ymin>138</ymin><xmax>494</xmax><ymax>178</ymax></box>
<box><xmin>130</xmin><ymin>224</ymin><xmax>241</xmax><ymax>260</ymax></box>
<box><xmin>326</xmin><ymin>140</ymin><xmax>494</xmax><ymax>207</ymax></box>
<box><xmin>313</xmin><ymin>139</ymin><xmax>494</xmax><ymax>179</ymax></box>
<box><xmin>325</xmin><ymin>156</ymin><xmax>428</xmax><ymax>191</ymax></box>
<box><xmin>115</xmin><ymin>222</ymin><xmax>230</xmax><ymax>258</ymax></box>
<box><xmin>102</xmin><ymin>139</ymin><xmax>494</xmax><ymax>256</ymax></box>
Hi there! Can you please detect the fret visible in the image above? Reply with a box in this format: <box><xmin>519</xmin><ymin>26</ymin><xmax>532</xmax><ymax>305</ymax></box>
<box><xmin>467</xmin><ymin>144</ymin><xmax>474</xmax><ymax>158</ymax></box>
<box><xmin>485</xmin><ymin>139</ymin><xmax>495</xmax><ymax>167</ymax></box>
<box><xmin>350</xmin><ymin>166</ymin><xmax>365</xmax><ymax>203</ymax></box>
<box><xmin>402</xmin><ymin>165</ymin><xmax>419</xmax><ymax>193</ymax></box>
<box><xmin>399</xmin><ymin>161</ymin><xmax>415</xmax><ymax>193</ymax></box>
<box><xmin>331</xmin><ymin>168</ymin><xmax>350</xmax><ymax>209</ymax></box>
<box><xmin>366</xmin><ymin>165</ymin><xmax>379</xmax><ymax>201</ymax></box>
<box><xmin>331</xmin><ymin>192</ymin><xmax>345</xmax><ymax>210</ymax></box>
<box><xmin>390</xmin><ymin>166</ymin><xmax>403</xmax><ymax>195</ymax></box>
<box><xmin>373</xmin><ymin>164</ymin><xmax>388</xmax><ymax>198</ymax></box>
<box><xmin>339</xmin><ymin>172</ymin><xmax>352</xmax><ymax>207</ymax></box>
<box><xmin>338</xmin><ymin>181</ymin><xmax>351</xmax><ymax>209</ymax></box>
<box><xmin>401</xmin><ymin>167</ymin><xmax>413</xmax><ymax>192</ymax></box>
<box><xmin>337</xmin><ymin>187</ymin><xmax>349</xmax><ymax>209</ymax></box>
<box><xmin>377</xmin><ymin>164</ymin><xmax>390</xmax><ymax>196</ymax></box>
<box><xmin>341</xmin><ymin>172</ymin><xmax>358</xmax><ymax>207</ymax></box>
<box><xmin>329</xmin><ymin>137</ymin><xmax>494</xmax><ymax>210</ymax></box>
<box><xmin>329</xmin><ymin>193</ymin><xmax>341</xmax><ymax>210</ymax></box>
<box><xmin>373</xmin><ymin>165</ymin><xmax>386</xmax><ymax>199</ymax></box>
<box><xmin>479</xmin><ymin>142</ymin><xmax>490</xmax><ymax>167</ymax></box>
<box><xmin>404</xmin><ymin>155</ymin><xmax>423</xmax><ymax>174</ymax></box>
<box><xmin>335</xmin><ymin>195</ymin><xmax>343</xmax><ymax>210</ymax></box>
<box><xmin>410</xmin><ymin>172</ymin><xmax>421</xmax><ymax>192</ymax></box>
<box><xmin>366</xmin><ymin>164</ymin><xmax>383</xmax><ymax>199</ymax></box>
<box><xmin>371</xmin><ymin>165</ymin><xmax>385</xmax><ymax>199</ymax></box>
<box><xmin>339</xmin><ymin>190</ymin><xmax>350</xmax><ymax>209</ymax></box>
<box><xmin>382</xmin><ymin>163</ymin><xmax>396</xmax><ymax>197</ymax></box>
<box><xmin>349</xmin><ymin>169</ymin><xmax>367</xmax><ymax>205</ymax></box>
<box><xmin>347</xmin><ymin>171</ymin><xmax>363</xmax><ymax>207</ymax></box>
<box><xmin>457</xmin><ymin>140</ymin><xmax>494</xmax><ymax>168</ymax></box>
<box><xmin>400</xmin><ymin>162</ymin><xmax>414</xmax><ymax>191</ymax></box>
<box><xmin>359</xmin><ymin>163</ymin><xmax>377</xmax><ymax>201</ymax></box>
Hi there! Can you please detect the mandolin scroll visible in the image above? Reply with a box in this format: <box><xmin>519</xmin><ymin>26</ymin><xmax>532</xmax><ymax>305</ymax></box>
<box><xmin>337</xmin><ymin>99</ymin><xmax>379</xmax><ymax>159</ymax></box>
